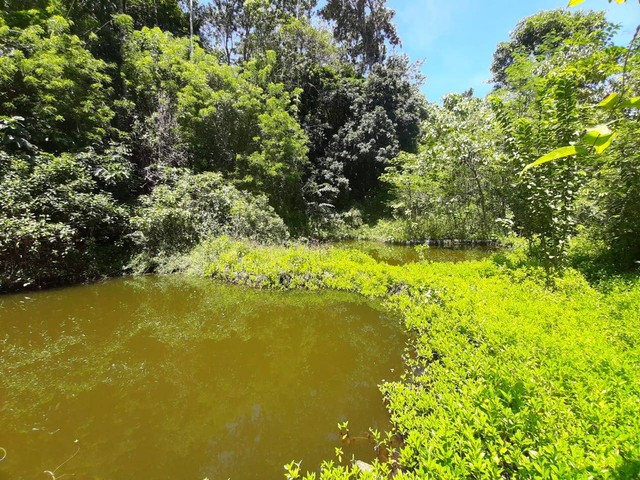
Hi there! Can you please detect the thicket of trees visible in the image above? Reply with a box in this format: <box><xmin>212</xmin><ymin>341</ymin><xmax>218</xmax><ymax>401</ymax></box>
<box><xmin>382</xmin><ymin>7</ymin><xmax>639</xmax><ymax>276</ymax></box>
<box><xmin>1</xmin><ymin>1</ymin><xmax>638</xmax><ymax>290</ymax></box>
<box><xmin>0</xmin><ymin>0</ymin><xmax>425</xmax><ymax>289</ymax></box>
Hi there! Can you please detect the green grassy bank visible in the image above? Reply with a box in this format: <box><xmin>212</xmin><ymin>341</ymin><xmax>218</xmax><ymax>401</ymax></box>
<box><xmin>175</xmin><ymin>237</ymin><xmax>640</xmax><ymax>479</ymax></box>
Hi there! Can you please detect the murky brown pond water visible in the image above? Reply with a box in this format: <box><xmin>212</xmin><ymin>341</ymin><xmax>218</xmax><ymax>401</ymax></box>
<box><xmin>0</xmin><ymin>276</ymin><xmax>406</xmax><ymax>480</ymax></box>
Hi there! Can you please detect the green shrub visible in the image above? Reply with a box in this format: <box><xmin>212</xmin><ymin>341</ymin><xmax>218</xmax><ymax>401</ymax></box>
<box><xmin>0</xmin><ymin>152</ymin><xmax>130</xmax><ymax>291</ymax></box>
<box><xmin>130</xmin><ymin>172</ymin><xmax>289</xmax><ymax>270</ymax></box>
<box><xmin>308</xmin><ymin>208</ymin><xmax>365</xmax><ymax>240</ymax></box>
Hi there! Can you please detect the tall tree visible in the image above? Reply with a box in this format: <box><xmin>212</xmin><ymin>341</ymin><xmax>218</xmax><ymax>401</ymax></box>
<box><xmin>319</xmin><ymin>0</ymin><xmax>400</xmax><ymax>73</ymax></box>
<box><xmin>121</xmin><ymin>27</ymin><xmax>309</xmax><ymax>223</ymax></box>
<box><xmin>490</xmin><ymin>9</ymin><xmax>622</xmax><ymax>275</ymax></box>
<box><xmin>202</xmin><ymin>0</ymin><xmax>318</xmax><ymax>64</ymax></box>
<box><xmin>204</xmin><ymin>0</ymin><xmax>244</xmax><ymax>63</ymax></box>
<box><xmin>491</xmin><ymin>9</ymin><xmax>614</xmax><ymax>89</ymax></box>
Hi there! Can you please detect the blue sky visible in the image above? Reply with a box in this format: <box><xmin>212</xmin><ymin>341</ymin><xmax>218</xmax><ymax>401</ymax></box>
<box><xmin>386</xmin><ymin>0</ymin><xmax>640</xmax><ymax>102</ymax></box>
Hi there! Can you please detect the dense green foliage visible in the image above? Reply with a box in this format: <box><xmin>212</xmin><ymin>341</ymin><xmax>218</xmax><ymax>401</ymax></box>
<box><xmin>0</xmin><ymin>15</ymin><xmax>115</xmax><ymax>151</ymax></box>
<box><xmin>0</xmin><ymin>0</ymin><xmax>425</xmax><ymax>290</ymax></box>
<box><xmin>0</xmin><ymin>149</ymin><xmax>131</xmax><ymax>291</ymax></box>
<box><xmin>319</xmin><ymin>0</ymin><xmax>400</xmax><ymax>73</ymax></box>
<box><xmin>489</xmin><ymin>8</ymin><xmax>625</xmax><ymax>274</ymax></box>
<box><xmin>130</xmin><ymin>170</ymin><xmax>289</xmax><ymax>270</ymax></box>
<box><xmin>4</xmin><ymin>0</ymin><xmax>637</xmax><ymax>288</ymax></box>
<box><xmin>380</xmin><ymin>92</ymin><xmax>503</xmax><ymax>241</ymax></box>
<box><xmin>380</xmin><ymin>7</ymin><xmax>639</xmax><ymax>277</ymax></box>
<box><xmin>490</xmin><ymin>10</ymin><xmax>614</xmax><ymax>88</ymax></box>
<box><xmin>121</xmin><ymin>27</ymin><xmax>309</xmax><ymax>221</ymax></box>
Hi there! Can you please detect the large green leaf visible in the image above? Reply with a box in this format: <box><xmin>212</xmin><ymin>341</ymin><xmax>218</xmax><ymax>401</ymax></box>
<box><xmin>598</xmin><ymin>94</ymin><xmax>639</xmax><ymax>110</ymax></box>
<box><xmin>598</xmin><ymin>92</ymin><xmax>620</xmax><ymax>109</ymax></box>
<box><xmin>621</xmin><ymin>97</ymin><xmax>640</xmax><ymax>108</ymax></box>
<box><xmin>583</xmin><ymin>124</ymin><xmax>615</xmax><ymax>154</ymax></box>
<box><xmin>570</xmin><ymin>0</ymin><xmax>625</xmax><ymax>6</ymax></box>
<box><xmin>521</xmin><ymin>146</ymin><xmax>585</xmax><ymax>175</ymax></box>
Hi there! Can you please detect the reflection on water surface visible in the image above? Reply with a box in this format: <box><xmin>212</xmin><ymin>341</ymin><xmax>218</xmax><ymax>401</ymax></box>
<box><xmin>0</xmin><ymin>276</ymin><xmax>405</xmax><ymax>480</ymax></box>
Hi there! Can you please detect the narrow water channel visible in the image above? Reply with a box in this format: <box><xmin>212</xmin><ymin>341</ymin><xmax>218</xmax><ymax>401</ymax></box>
<box><xmin>0</xmin><ymin>276</ymin><xmax>406</xmax><ymax>480</ymax></box>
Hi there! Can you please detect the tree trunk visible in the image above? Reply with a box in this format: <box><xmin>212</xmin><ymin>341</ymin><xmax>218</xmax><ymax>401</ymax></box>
<box><xmin>189</xmin><ymin>0</ymin><xmax>194</xmax><ymax>59</ymax></box>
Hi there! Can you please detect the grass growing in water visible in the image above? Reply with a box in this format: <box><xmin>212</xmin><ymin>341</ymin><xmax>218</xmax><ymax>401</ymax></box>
<box><xmin>180</xmin><ymin>237</ymin><xmax>640</xmax><ymax>479</ymax></box>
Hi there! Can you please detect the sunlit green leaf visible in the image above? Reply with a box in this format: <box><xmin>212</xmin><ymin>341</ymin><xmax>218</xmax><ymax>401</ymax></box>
<box><xmin>621</xmin><ymin>97</ymin><xmax>640</xmax><ymax>108</ymax></box>
<box><xmin>597</xmin><ymin>92</ymin><xmax>620</xmax><ymax>109</ymax></box>
<box><xmin>583</xmin><ymin>124</ymin><xmax>615</xmax><ymax>154</ymax></box>
<box><xmin>583</xmin><ymin>124</ymin><xmax>612</xmax><ymax>139</ymax></box>
<box><xmin>599</xmin><ymin>95</ymin><xmax>640</xmax><ymax>110</ymax></box>
<box><xmin>521</xmin><ymin>146</ymin><xmax>584</xmax><ymax>175</ymax></box>
<box><xmin>594</xmin><ymin>133</ymin><xmax>616</xmax><ymax>154</ymax></box>
<box><xmin>583</xmin><ymin>127</ymin><xmax>609</xmax><ymax>145</ymax></box>
<box><xmin>569</xmin><ymin>0</ymin><xmax>624</xmax><ymax>5</ymax></box>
